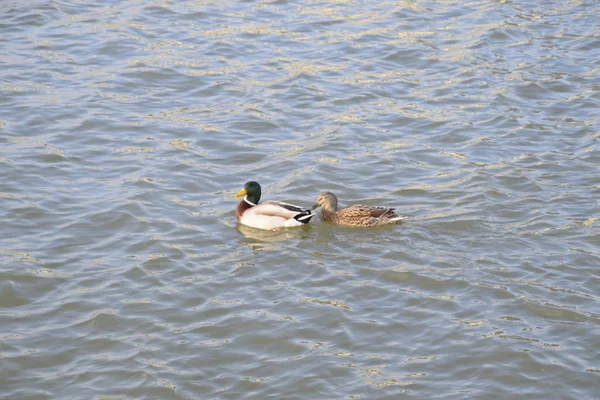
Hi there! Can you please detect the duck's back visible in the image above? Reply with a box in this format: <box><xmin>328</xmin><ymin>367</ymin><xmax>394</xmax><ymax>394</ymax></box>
<box><xmin>332</xmin><ymin>205</ymin><xmax>400</xmax><ymax>226</ymax></box>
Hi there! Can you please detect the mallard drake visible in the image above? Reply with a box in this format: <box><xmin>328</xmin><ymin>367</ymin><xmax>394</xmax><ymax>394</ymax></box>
<box><xmin>312</xmin><ymin>192</ymin><xmax>405</xmax><ymax>227</ymax></box>
<box><xmin>234</xmin><ymin>181</ymin><xmax>314</xmax><ymax>230</ymax></box>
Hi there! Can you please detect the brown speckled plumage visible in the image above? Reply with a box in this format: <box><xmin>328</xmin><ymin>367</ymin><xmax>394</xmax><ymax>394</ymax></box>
<box><xmin>313</xmin><ymin>192</ymin><xmax>404</xmax><ymax>227</ymax></box>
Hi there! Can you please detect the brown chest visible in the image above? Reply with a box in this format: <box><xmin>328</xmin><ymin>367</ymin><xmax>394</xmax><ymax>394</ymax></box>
<box><xmin>320</xmin><ymin>209</ymin><xmax>337</xmax><ymax>222</ymax></box>
<box><xmin>236</xmin><ymin>200</ymin><xmax>253</xmax><ymax>221</ymax></box>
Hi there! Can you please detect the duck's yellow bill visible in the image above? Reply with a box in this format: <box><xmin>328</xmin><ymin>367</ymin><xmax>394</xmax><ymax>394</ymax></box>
<box><xmin>234</xmin><ymin>188</ymin><xmax>247</xmax><ymax>198</ymax></box>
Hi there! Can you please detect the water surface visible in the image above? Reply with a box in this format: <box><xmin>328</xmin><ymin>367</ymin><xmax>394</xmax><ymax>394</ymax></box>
<box><xmin>1</xmin><ymin>0</ymin><xmax>599</xmax><ymax>398</ymax></box>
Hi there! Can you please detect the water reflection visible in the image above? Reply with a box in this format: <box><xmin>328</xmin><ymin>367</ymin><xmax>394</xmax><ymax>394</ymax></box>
<box><xmin>235</xmin><ymin>223</ymin><xmax>313</xmax><ymax>243</ymax></box>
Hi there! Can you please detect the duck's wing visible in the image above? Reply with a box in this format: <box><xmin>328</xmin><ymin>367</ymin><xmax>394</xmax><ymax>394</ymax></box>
<box><xmin>368</xmin><ymin>206</ymin><xmax>397</xmax><ymax>218</ymax></box>
<box><xmin>252</xmin><ymin>201</ymin><xmax>310</xmax><ymax>219</ymax></box>
<box><xmin>338</xmin><ymin>204</ymin><xmax>393</xmax><ymax>218</ymax></box>
<box><xmin>268</xmin><ymin>201</ymin><xmax>308</xmax><ymax>213</ymax></box>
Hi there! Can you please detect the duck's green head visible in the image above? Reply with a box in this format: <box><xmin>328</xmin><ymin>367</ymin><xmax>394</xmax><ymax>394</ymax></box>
<box><xmin>234</xmin><ymin>181</ymin><xmax>261</xmax><ymax>204</ymax></box>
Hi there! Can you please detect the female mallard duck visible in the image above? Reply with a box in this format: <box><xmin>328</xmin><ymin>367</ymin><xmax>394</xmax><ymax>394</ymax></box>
<box><xmin>312</xmin><ymin>192</ymin><xmax>405</xmax><ymax>227</ymax></box>
<box><xmin>234</xmin><ymin>181</ymin><xmax>314</xmax><ymax>230</ymax></box>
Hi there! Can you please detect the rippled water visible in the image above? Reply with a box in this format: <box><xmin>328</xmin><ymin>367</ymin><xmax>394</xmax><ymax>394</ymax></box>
<box><xmin>2</xmin><ymin>0</ymin><xmax>600</xmax><ymax>398</ymax></box>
